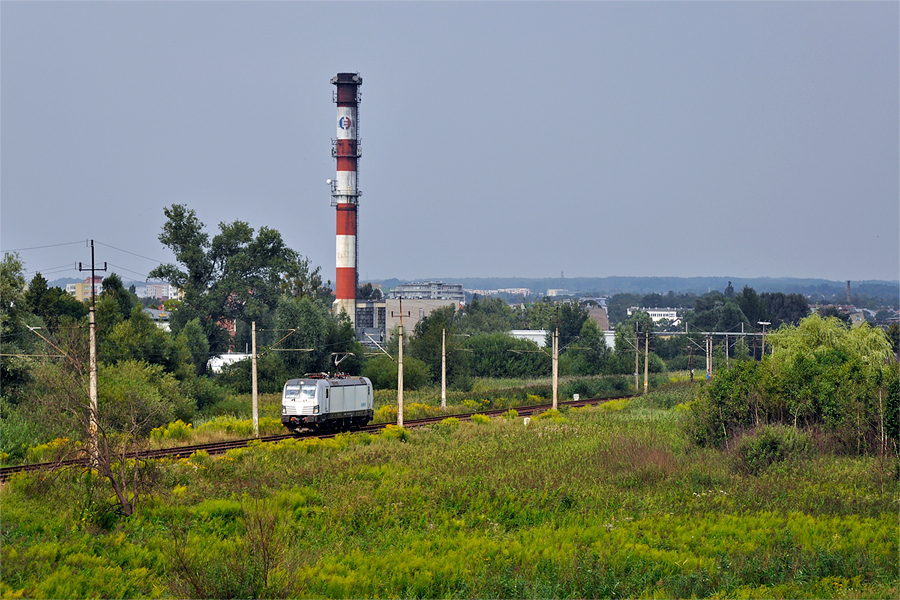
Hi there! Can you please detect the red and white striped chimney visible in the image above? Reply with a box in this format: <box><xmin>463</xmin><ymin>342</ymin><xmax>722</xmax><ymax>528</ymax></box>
<box><xmin>330</xmin><ymin>72</ymin><xmax>362</xmax><ymax>325</ymax></box>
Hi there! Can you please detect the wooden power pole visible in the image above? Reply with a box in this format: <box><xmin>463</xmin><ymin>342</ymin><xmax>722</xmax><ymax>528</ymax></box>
<box><xmin>78</xmin><ymin>240</ymin><xmax>106</xmax><ymax>466</ymax></box>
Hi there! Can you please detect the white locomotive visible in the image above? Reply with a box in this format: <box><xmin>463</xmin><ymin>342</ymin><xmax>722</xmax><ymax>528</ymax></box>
<box><xmin>281</xmin><ymin>373</ymin><xmax>374</xmax><ymax>432</ymax></box>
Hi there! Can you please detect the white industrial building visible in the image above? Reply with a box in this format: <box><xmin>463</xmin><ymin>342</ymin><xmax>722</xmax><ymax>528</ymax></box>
<box><xmin>387</xmin><ymin>281</ymin><xmax>465</xmax><ymax>302</ymax></box>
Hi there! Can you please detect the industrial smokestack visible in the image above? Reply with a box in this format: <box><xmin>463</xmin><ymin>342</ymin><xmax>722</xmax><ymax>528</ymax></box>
<box><xmin>847</xmin><ymin>280</ymin><xmax>851</xmax><ymax>305</ymax></box>
<box><xmin>330</xmin><ymin>72</ymin><xmax>362</xmax><ymax>326</ymax></box>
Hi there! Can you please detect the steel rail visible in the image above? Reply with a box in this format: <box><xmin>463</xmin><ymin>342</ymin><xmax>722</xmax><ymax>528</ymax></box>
<box><xmin>0</xmin><ymin>394</ymin><xmax>632</xmax><ymax>482</ymax></box>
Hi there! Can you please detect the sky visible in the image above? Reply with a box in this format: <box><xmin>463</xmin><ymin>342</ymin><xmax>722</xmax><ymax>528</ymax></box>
<box><xmin>2</xmin><ymin>1</ymin><xmax>898</xmax><ymax>286</ymax></box>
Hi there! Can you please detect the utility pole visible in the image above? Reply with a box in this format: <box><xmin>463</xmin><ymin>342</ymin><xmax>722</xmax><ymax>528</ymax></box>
<box><xmin>78</xmin><ymin>240</ymin><xmax>106</xmax><ymax>467</ymax></box>
<box><xmin>688</xmin><ymin>345</ymin><xmax>694</xmax><ymax>382</ymax></box>
<box><xmin>758</xmin><ymin>321</ymin><xmax>771</xmax><ymax>357</ymax></box>
<box><xmin>397</xmin><ymin>323</ymin><xmax>404</xmax><ymax>427</ymax></box>
<box><xmin>725</xmin><ymin>333</ymin><xmax>729</xmax><ymax>368</ymax></box>
<box><xmin>552</xmin><ymin>325</ymin><xmax>559</xmax><ymax>410</ymax></box>
<box><xmin>634</xmin><ymin>324</ymin><xmax>640</xmax><ymax>394</ymax></box>
<box><xmin>706</xmin><ymin>335</ymin><xmax>712</xmax><ymax>380</ymax></box>
<box><xmin>643</xmin><ymin>330</ymin><xmax>649</xmax><ymax>395</ymax></box>
<box><xmin>392</xmin><ymin>298</ymin><xmax>410</xmax><ymax>427</ymax></box>
<box><xmin>441</xmin><ymin>328</ymin><xmax>446</xmax><ymax>410</ymax></box>
<box><xmin>251</xmin><ymin>321</ymin><xmax>259</xmax><ymax>437</ymax></box>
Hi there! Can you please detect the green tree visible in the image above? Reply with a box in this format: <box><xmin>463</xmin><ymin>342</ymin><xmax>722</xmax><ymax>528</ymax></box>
<box><xmin>356</xmin><ymin>283</ymin><xmax>382</xmax><ymax>301</ymax></box>
<box><xmin>273</xmin><ymin>296</ymin><xmax>330</xmax><ymax>376</ymax></box>
<box><xmin>24</xmin><ymin>273</ymin><xmax>52</xmax><ymax>320</ymax></box>
<box><xmin>324</xmin><ymin>312</ymin><xmax>366</xmax><ymax>376</ymax></box>
<box><xmin>176</xmin><ymin>318</ymin><xmax>210</xmax><ymax>376</ymax></box>
<box><xmin>101</xmin><ymin>306</ymin><xmax>178</xmax><ymax>371</ymax></box>
<box><xmin>1</xmin><ymin>253</ymin><xmax>44</xmax><ymax>399</ymax></box>
<box><xmin>544</xmin><ymin>301</ymin><xmax>589</xmax><ymax>350</ymax></box>
<box><xmin>519</xmin><ymin>298</ymin><xmax>556</xmax><ymax>330</ymax></box>
<box><xmin>410</xmin><ymin>305</ymin><xmax>466</xmax><ymax>384</ymax></box>
<box><xmin>688</xmin><ymin>314</ymin><xmax>897</xmax><ymax>454</ymax></box>
<box><xmin>102</xmin><ymin>273</ymin><xmax>139</xmax><ymax>320</ymax></box>
<box><xmin>736</xmin><ymin>286</ymin><xmax>765</xmax><ymax>326</ymax></box>
<box><xmin>606</xmin><ymin>293</ymin><xmax>643</xmax><ymax>327</ymax></box>
<box><xmin>560</xmin><ymin>317</ymin><xmax>610</xmax><ymax>376</ymax></box>
<box><xmin>362</xmin><ymin>354</ymin><xmax>431</xmax><ymax>390</ymax></box>
<box><xmin>887</xmin><ymin>322</ymin><xmax>899</xmax><ymax>358</ymax></box>
<box><xmin>466</xmin><ymin>333</ymin><xmax>550</xmax><ymax>379</ymax></box>
<box><xmin>459</xmin><ymin>296</ymin><xmax>517</xmax><ymax>334</ymax></box>
<box><xmin>149</xmin><ymin>204</ymin><xmax>322</xmax><ymax>353</ymax></box>
<box><xmin>818</xmin><ymin>306</ymin><xmax>851</xmax><ymax>325</ymax></box>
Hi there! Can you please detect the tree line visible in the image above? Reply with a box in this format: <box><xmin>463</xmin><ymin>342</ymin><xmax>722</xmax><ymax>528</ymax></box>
<box><xmin>4</xmin><ymin>204</ymin><xmax>898</xmax><ymax>466</ymax></box>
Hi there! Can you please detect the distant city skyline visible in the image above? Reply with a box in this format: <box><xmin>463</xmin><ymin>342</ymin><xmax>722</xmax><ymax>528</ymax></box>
<box><xmin>2</xmin><ymin>2</ymin><xmax>897</xmax><ymax>283</ymax></box>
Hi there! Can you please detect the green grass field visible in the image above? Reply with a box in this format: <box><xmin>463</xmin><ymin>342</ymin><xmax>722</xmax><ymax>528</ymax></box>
<box><xmin>2</xmin><ymin>384</ymin><xmax>897</xmax><ymax>598</ymax></box>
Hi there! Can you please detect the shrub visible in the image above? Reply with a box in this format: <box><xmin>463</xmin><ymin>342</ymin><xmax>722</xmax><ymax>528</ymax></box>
<box><xmin>439</xmin><ymin>417</ymin><xmax>461</xmax><ymax>429</ymax></box>
<box><xmin>374</xmin><ymin>404</ymin><xmax>398</xmax><ymax>424</ymax></box>
<box><xmin>470</xmin><ymin>413</ymin><xmax>491</xmax><ymax>425</ymax></box>
<box><xmin>502</xmin><ymin>409</ymin><xmax>519</xmax><ymax>420</ymax></box>
<box><xmin>532</xmin><ymin>409</ymin><xmax>568</xmax><ymax>424</ymax></box>
<box><xmin>363</xmin><ymin>355</ymin><xmax>431</xmax><ymax>390</ymax></box>
<box><xmin>732</xmin><ymin>425</ymin><xmax>811</xmax><ymax>475</ymax></box>
<box><xmin>179</xmin><ymin>376</ymin><xmax>227</xmax><ymax>413</ymax></box>
<box><xmin>25</xmin><ymin>438</ymin><xmax>72</xmax><ymax>463</ymax></box>
<box><xmin>150</xmin><ymin>420</ymin><xmax>193</xmax><ymax>443</ymax></box>
<box><xmin>380</xmin><ymin>425</ymin><xmax>409</xmax><ymax>442</ymax></box>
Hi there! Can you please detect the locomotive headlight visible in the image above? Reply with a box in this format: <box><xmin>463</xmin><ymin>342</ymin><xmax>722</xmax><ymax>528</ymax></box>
<box><xmin>282</xmin><ymin>406</ymin><xmax>286</xmax><ymax>414</ymax></box>
<box><xmin>314</xmin><ymin>406</ymin><xmax>319</xmax><ymax>414</ymax></box>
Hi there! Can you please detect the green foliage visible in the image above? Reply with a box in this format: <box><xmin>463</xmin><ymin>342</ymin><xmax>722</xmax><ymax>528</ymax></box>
<box><xmin>687</xmin><ymin>315</ymin><xmax>898</xmax><ymax>454</ymax></box>
<box><xmin>150</xmin><ymin>420</ymin><xmax>193</xmax><ymax>442</ymax></box>
<box><xmin>98</xmin><ymin>360</ymin><xmax>189</xmax><ymax>435</ymax></box>
<box><xmin>195</xmin><ymin>416</ymin><xmax>283</xmax><ymax>438</ymax></box>
<box><xmin>458</xmin><ymin>295</ymin><xmax>517</xmax><ymax>334</ymax></box>
<box><xmin>25</xmin><ymin>273</ymin><xmax>87</xmax><ymax>328</ymax></box>
<box><xmin>732</xmin><ymin>425</ymin><xmax>811</xmax><ymax>475</ymax></box>
<box><xmin>688</xmin><ymin>291</ymin><xmax>750</xmax><ymax>332</ymax></box>
<box><xmin>273</xmin><ymin>295</ymin><xmax>329</xmax><ymax>374</ymax></box>
<box><xmin>438</xmin><ymin>417</ymin><xmax>461</xmax><ymax>430</ymax></box>
<box><xmin>216</xmin><ymin>353</ymin><xmax>288</xmax><ymax>394</ymax></box>
<box><xmin>363</xmin><ymin>354</ymin><xmax>431</xmax><ymax>390</ymax></box>
<box><xmin>177</xmin><ymin>374</ymin><xmax>228</xmax><ymax>413</ymax></box>
<box><xmin>559</xmin><ymin>317</ymin><xmax>611</xmax><ymax>376</ymax></box>
<box><xmin>100</xmin><ymin>273</ymin><xmax>140</xmax><ymax>322</ymax></box>
<box><xmin>168</xmin><ymin>501</ymin><xmax>297</xmax><ymax>599</ymax></box>
<box><xmin>886</xmin><ymin>322</ymin><xmax>899</xmax><ymax>357</ymax></box>
<box><xmin>470</xmin><ymin>413</ymin><xmax>491</xmax><ymax>425</ymax></box>
<box><xmin>175</xmin><ymin>318</ymin><xmax>209</xmax><ymax>376</ymax></box>
<box><xmin>380</xmin><ymin>424</ymin><xmax>409</xmax><ymax>442</ymax></box>
<box><xmin>466</xmin><ymin>333</ymin><xmax>550</xmax><ymax>379</ymax></box>
<box><xmin>149</xmin><ymin>203</ymin><xmax>325</xmax><ymax>353</ymax></box>
<box><xmin>532</xmin><ymin>408</ymin><xmax>568</xmax><ymax>424</ymax></box>
<box><xmin>1</xmin><ymin>252</ymin><xmax>42</xmax><ymax>398</ymax></box>
<box><xmin>409</xmin><ymin>305</ymin><xmax>466</xmax><ymax>384</ymax></box>
<box><xmin>102</xmin><ymin>306</ymin><xmax>180</xmax><ymax>372</ymax></box>
<box><xmin>2</xmin><ymin>389</ymin><xmax>897</xmax><ymax>600</ymax></box>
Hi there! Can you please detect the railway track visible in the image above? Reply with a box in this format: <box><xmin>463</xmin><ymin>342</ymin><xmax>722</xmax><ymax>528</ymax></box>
<box><xmin>0</xmin><ymin>394</ymin><xmax>629</xmax><ymax>482</ymax></box>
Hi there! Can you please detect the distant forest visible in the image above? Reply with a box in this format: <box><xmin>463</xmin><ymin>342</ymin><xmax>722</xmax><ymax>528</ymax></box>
<box><xmin>49</xmin><ymin>275</ymin><xmax>898</xmax><ymax>308</ymax></box>
<box><xmin>372</xmin><ymin>276</ymin><xmax>898</xmax><ymax>304</ymax></box>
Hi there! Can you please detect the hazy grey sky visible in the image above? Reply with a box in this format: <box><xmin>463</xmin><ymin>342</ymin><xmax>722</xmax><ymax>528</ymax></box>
<box><xmin>2</xmin><ymin>1</ymin><xmax>898</xmax><ymax>285</ymax></box>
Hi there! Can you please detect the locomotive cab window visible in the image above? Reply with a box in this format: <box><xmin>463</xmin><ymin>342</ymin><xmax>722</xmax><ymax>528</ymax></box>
<box><xmin>283</xmin><ymin>384</ymin><xmax>302</xmax><ymax>400</ymax></box>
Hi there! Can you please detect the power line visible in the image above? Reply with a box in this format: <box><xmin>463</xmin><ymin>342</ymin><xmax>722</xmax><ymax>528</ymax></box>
<box><xmin>107</xmin><ymin>263</ymin><xmax>152</xmax><ymax>280</ymax></box>
<box><xmin>94</xmin><ymin>241</ymin><xmax>165</xmax><ymax>265</ymax></box>
<box><xmin>2</xmin><ymin>241</ymin><xmax>85</xmax><ymax>253</ymax></box>
<box><xmin>24</xmin><ymin>264</ymin><xmax>78</xmax><ymax>276</ymax></box>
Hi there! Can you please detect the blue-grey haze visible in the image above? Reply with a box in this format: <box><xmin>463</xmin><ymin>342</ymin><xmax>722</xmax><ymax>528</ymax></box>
<box><xmin>2</xmin><ymin>2</ymin><xmax>897</xmax><ymax>284</ymax></box>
